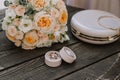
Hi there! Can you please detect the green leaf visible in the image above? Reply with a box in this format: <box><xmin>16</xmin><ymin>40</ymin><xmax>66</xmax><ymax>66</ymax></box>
<box><xmin>4</xmin><ymin>0</ymin><xmax>10</xmax><ymax>7</ymax></box>
<box><xmin>19</xmin><ymin>0</ymin><xmax>27</xmax><ymax>5</ymax></box>
<box><xmin>26</xmin><ymin>8</ymin><xmax>35</xmax><ymax>16</ymax></box>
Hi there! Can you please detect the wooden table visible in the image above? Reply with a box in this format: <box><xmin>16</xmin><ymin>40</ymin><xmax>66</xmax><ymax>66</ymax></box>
<box><xmin>0</xmin><ymin>6</ymin><xmax>120</xmax><ymax>80</ymax></box>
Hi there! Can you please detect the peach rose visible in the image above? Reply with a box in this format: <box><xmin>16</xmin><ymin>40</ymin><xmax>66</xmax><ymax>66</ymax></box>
<box><xmin>37</xmin><ymin>31</ymin><xmax>48</xmax><ymax>40</ymax></box>
<box><xmin>13</xmin><ymin>18</ymin><xmax>21</xmax><ymax>27</ymax></box>
<box><xmin>35</xmin><ymin>12</ymin><xmax>55</xmax><ymax>33</ymax></box>
<box><xmin>23</xmin><ymin>30</ymin><xmax>39</xmax><ymax>47</ymax></box>
<box><xmin>15</xmin><ymin>40</ymin><xmax>22</xmax><ymax>47</ymax></box>
<box><xmin>6</xmin><ymin>32</ymin><xmax>16</xmax><ymax>42</ymax></box>
<box><xmin>31</xmin><ymin>0</ymin><xmax>49</xmax><ymax>11</ymax></box>
<box><xmin>51</xmin><ymin>8</ymin><xmax>60</xmax><ymax>18</ymax></box>
<box><xmin>58</xmin><ymin>9</ymin><xmax>68</xmax><ymax>25</ymax></box>
<box><xmin>54</xmin><ymin>24</ymin><xmax>60</xmax><ymax>31</ymax></box>
<box><xmin>56</xmin><ymin>0</ymin><xmax>65</xmax><ymax>9</ymax></box>
<box><xmin>37</xmin><ymin>31</ymin><xmax>51</xmax><ymax>47</ymax></box>
<box><xmin>22</xmin><ymin>43</ymin><xmax>36</xmax><ymax>50</ymax></box>
<box><xmin>15</xmin><ymin>31</ymin><xmax>24</xmax><ymax>40</ymax></box>
<box><xmin>15</xmin><ymin>5</ymin><xmax>25</xmax><ymax>16</ymax></box>
<box><xmin>7</xmin><ymin>26</ymin><xmax>17</xmax><ymax>37</ymax></box>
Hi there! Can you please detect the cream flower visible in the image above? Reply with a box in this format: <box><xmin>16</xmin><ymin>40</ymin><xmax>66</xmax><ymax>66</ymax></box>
<box><xmin>15</xmin><ymin>5</ymin><xmax>25</xmax><ymax>16</ymax></box>
<box><xmin>13</xmin><ymin>18</ymin><xmax>21</xmax><ymax>27</ymax></box>
<box><xmin>60</xmin><ymin>26</ymin><xmax>68</xmax><ymax>33</ymax></box>
<box><xmin>58</xmin><ymin>9</ymin><xmax>68</xmax><ymax>25</ymax></box>
<box><xmin>51</xmin><ymin>0</ymin><xmax>59</xmax><ymax>5</ymax></box>
<box><xmin>51</xmin><ymin>8</ymin><xmax>60</xmax><ymax>18</ymax></box>
<box><xmin>54</xmin><ymin>24</ymin><xmax>60</xmax><ymax>32</ymax></box>
<box><xmin>56</xmin><ymin>0</ymin><xmax>66</xmax><ymax>9</ymax></box>
<box><xmin>37</xmin><ymin>31</ymin><xmax>51</xmax><ymax>47</ymax></box>
<box><xmin>59</xmin><ymin>34</ymin><xmax>70</xmax><ymax>43</ymax></box>
<box><xmin>9</xmin><ymin>4</ymin><xmax>17</xmax><ymax>9</ymax></box>
<box><xmin>19</xmin><ymin>18</ymin><xmax>33</xmax><ymax>33</ymax></box>
<box><xmin>34</xmin><ymin>11</ymin><xmax>55</xmax><ymax>33</ymax></box>
<box><xmin>15</xmin><ymin>40</ymin><xmax>22</xmax><ymax>47</ymax></box>
<box><xmin>6</xmin><ymin>31</ymin><xmax>16</xmax><ymax>42</ymax></box>
<box><xmin>31</xmin><ymin>0</ymin><xmax>50</xmax><ymax>11</ymax></box>
<box><xmin>15</xmin><ymin>31</ymin><xmax>24</xmax><ymax>40</ymax></box>
<box><xmin>22</xmin><ymin>43</ymin><xmax>36</xmax><ymax>50</ymax></box>
<box><xmin>2</xmin><ymin>16</ymin><xmax>13</xmax><ymax>30</ymax></box>
<box><xmin>5</xmin><ymin>9</ymin><xmax>16</xmax><ymax>19</ymax></box>
<box><xmin>23</xmin><ymin>30</ymin><xmax>39</xmax><ymax>47</ymax></box>
<box><xmin>2</xmin><ymin>22</ymin><xmax>8</xmax><ymax>30</ymax></box>
<box><xmin>7</xmin><ymin>26</ymin><xmax>17</xmax><ymax>37</ymax></box>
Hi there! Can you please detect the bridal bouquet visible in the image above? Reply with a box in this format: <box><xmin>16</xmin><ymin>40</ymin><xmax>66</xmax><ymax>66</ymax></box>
<box><xmin>2</xmin><ymin>0</ymin><xmax>69</xmax><ymax>50</ymax></box>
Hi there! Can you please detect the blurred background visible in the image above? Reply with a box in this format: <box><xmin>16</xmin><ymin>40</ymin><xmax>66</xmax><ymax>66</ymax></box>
<box><xmin>65</xmin><ymin>0</ymin><xmax>120</xmax><ymax>17</ymax></box>
<box><xmin>0</xmin><ymin>0</ymin><xmax>6</xmax><ymax>10</ymax></box>
<box><xmin>0</xmin><ymin>0</ymin><xmax>120</xmax><ymax>17</ymax></box>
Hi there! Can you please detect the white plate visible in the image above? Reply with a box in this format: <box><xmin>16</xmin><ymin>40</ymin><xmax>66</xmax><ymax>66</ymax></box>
<box><xmin>71</xmin><ymin>10</ymin><xmax>120</xmax><ymax>44</ymax></box>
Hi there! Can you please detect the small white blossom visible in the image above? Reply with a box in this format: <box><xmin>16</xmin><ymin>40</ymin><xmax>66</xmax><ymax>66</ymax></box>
<box><xmin>19</xmin><ymin>18</ymin><xmax>34</xmax><ymax>33</ymax></box>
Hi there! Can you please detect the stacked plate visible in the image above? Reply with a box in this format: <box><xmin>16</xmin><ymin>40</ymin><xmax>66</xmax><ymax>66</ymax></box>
<box><xmin>71</xmin><ymin>10</ymin><xmax>120</xmax><ymax>44</ymax></box>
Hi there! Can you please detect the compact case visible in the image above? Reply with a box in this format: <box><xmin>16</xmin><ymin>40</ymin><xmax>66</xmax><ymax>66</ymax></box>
<box><xmin>71</xmin><ymin>10</ymin><xmax>120</xmax><ymax>44</ymax></box>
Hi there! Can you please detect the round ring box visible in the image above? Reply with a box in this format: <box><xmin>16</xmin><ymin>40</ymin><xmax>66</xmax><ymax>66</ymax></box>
<box><xmin>59</xmin><ymin>47</ymin><xmax>76</xmax><ymax>63</ymax></box>
<box><xmin>45</xmin><ymin>51</ymin><xmax>62</xmax><ymax>67</ymax></box>
<box><xmin>71</xmin><ymin>10</ymin><xmax>120</xmax><ymax>44</ymax></box>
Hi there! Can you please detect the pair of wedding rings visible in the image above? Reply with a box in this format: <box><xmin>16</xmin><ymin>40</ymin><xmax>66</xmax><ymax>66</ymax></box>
<box><xmin>45</xmin><ymin>47</ymin><xmax>77</xmax><ymax>67</ymax></box>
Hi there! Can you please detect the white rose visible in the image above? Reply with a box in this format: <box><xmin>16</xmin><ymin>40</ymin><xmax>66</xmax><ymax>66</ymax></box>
<box><xmin>2</xmin><ymin>21</ymin><xmax>9</xmax><ymax>30</ymax></box>
<box><xmin>59</xmin><ymin>34</ymin><xmax>70</xmax><ymax>43</ymax></box>
<box><xmin>5</xmin><ymin>9</ymin><xmax>16</xmax><ymax>19</ymax></box>
<box><xmin>2</xmin><ymin>16</ymin><xmax>15</xmax><ymax>30</ymax></box>
<box><xmin>19</xmin><ymin>18</ymin><xmax>34</xmax><ymax>33</ymax></box>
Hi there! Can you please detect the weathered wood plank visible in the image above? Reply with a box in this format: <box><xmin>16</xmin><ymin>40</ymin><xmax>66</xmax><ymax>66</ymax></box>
<box><xmin>97</xmin><ymin>56</ymin><xmax>120</xmax><ymax>80</ymax></box>
<box><xmin>0</xmin><ymin>9</ymin><xmax>5</xmax><ymax>31</ymax></box>
<box><xmin>60</xmin><ymin>54</ymin><xmax>118</xmax><ymax>80</ymax></box>
<box><xmin>0</xmin><ymin>41</ymin><xmax>120</xmax><ymax>80</ymax></box>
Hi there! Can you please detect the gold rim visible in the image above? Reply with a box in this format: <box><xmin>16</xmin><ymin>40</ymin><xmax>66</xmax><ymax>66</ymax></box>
<box><xmin>71</xmin><ymin>27</ymin><xmax>120</xmax><ymax>41</ymax></box>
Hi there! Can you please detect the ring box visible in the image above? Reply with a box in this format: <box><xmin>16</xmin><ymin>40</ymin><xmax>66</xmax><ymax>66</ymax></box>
<box><xmin>45</xmin><ymin>51</ymin><xmax>62</xmax><ymax>67</ymax></box>
<box><xmin>71</xmin><ymin>10</ymin><xmax>120</xmax><ymax>44</ymax></box>
<box><xmin>45</xmin><ymin>47</ymin><xmax>76</xmax><ymax>67</ymax></box>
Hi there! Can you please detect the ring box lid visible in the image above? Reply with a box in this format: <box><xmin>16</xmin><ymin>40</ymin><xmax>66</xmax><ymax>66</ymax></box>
<box><xmin>71</xmin><ymin>10</ymin><xmax>120</xmax><ymax>37</ymax></box>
